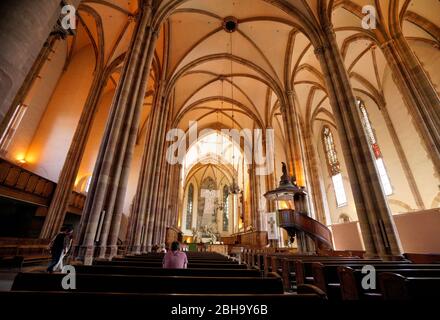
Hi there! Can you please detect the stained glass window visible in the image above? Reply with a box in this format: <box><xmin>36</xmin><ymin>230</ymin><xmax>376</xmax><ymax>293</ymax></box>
<box><xmin>186</xmin><ymin>184</ymin><xmax>194</xmax><ymax>230</ymax></box>
<box><xmin>357</xmin><ymin>98</ymin><xmax>392</xmax><ymax>195</ymax></box>
<box><xmin>223</xmin><ymin>185</ymin><xmax>229</xmax><ymax>231</ymax></box>
<box><xmin>322</xmin><ymin>126</ymin><xmax>347</xmax><ymax>207</ymax></box>
<box><xmin>322</xmin><ymin>126</ymin><xmax>340</xmax><ymax>176</ymax></box>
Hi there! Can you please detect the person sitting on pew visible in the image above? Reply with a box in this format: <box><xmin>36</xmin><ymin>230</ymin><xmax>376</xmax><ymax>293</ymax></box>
<box><xmin>162</xmin><ymin>241</ymin><xmax>188</xmax><ymax>269</ymax></box>
<box><xmin>158</xmin><ymin>243</ymin><xmax>167</xmax><ymax>253</ymax></box>
<box><xmin>47</xmin><ymin>226</ymin><xmax>73</xmax><ymax>273</ymax></box>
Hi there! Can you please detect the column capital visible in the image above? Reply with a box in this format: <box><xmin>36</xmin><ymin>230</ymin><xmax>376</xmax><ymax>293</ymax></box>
<box><xmin>152</xmin><ymin>28</ymin><xmax>161</xmax><ymax>39</ymax></box>
<box><xmin>313</xmin><ymin>45</ymin><xmax>328</xmax><ymax>57</ymax></box>
<box><xmin>379</xmin><ymin>39</ymin><xmax>395</xmax><ymax>50</ymax></box>
<box><xmin>322</xmin><ymin>23</ymin><xmax>336</xmax><ymax>37</ymax></box>
<box><xmin>127</xmin><ymin>14</ymin><xmax>136</xmax><ymax>23</ymax></box>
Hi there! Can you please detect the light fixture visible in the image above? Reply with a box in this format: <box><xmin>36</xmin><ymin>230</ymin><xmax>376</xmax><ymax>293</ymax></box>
<box><xmin>226</xmin><ymin>21</ymin><xmax>241</xmax><ymax>196</ymax></box>
<box><xmin>16</xmin><ymin>156</ymin><xmax>27</xmax><ymax>165</ymax></box>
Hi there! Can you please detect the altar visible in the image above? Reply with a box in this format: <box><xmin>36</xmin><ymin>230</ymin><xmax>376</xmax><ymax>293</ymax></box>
<box><xmin>206</xmin><ymin>244</ymin><xmax>228</xmax><ymax>255</ymax></box>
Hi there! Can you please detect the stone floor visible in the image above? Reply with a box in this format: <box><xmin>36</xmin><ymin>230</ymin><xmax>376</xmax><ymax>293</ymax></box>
<box><xmin>0</xmin><ymin>265</ymin><xmax>46</xmax><ymax>291</ymax></box>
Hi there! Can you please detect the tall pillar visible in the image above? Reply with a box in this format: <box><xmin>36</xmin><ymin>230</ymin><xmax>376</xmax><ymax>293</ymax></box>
<box><xmin>130</xmin><ymin>88</ymin><xmax>171</xmax><ymax>253</ymax></box>
<box><xmin>144</xmin><ymin>100</ymin><xmax>172</xmax><ymax>250</ymax></box>
<box><xmin>281</xmin><ymin>94</ymin><xmax>305</xmax><ymax>185</ymax></box>
<box><xmin>0</xmin><ymin>0</ymin><xmax>81</xmax><ymax>125</ymax></box>
<box><xmin>128</xmin><ymin>105</ymin><xmax>156</xmax><ymax>253</ymax></box>
<box><xmin>315</xmin><ymin>25</ymin><xmax>402</xmax><ymax>259</ymax></box>
<box><xmin>76</xmin><ymin>1</ymin><xmax>158</xmax><ymax>264</ymax></box>
<box><xmin>380</xmin><ymin>35</ymin><xmax>440</xmax><ymax>173</ymax></box>
<box><xmin>301</xmin><ymin>123</ymin><xmax>330</xmax><ymax>225</ymax></box>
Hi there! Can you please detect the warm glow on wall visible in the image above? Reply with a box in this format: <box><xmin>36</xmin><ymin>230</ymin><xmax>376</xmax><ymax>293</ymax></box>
<box><xmin>16</xmin><ymin>154</ymin><xmax>27</xmax><ymax>164</ymax></box>
<box><xmin>23</xmin><ymin>153</ymin><xmax>36</xmax><ymax>164</ymax></box>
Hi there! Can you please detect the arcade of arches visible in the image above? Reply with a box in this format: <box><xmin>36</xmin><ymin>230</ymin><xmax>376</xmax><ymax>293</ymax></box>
<box><xmin>0</xmin><ymin>0</ymin><xmax>439</xmax><ymax>264</ymax></box>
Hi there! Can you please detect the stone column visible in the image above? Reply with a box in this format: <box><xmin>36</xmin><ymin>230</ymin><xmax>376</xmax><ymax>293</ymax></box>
<box><xmin>248</xmin><ymin>161</ymin><xmax>263</xmax><ymax>231</ymax></box>
<box><xmin>315</xmin><ymin>25</ymin><xmax>402</xmax><ymax>259</ymax></box>
<box><xmin>77</xmin><ymin>1</ymin><xmax>158</xmax><ymax>264</ymax></box>
<box><xmin>144</xmin><ymin>101</ymin><xmax>172</xmax><ymax>250</ymax></box>
<box><xmin>380</xmin><ymin>35</ymin><xmax>440</xmax><ymax>173</ymax></box>
<box><xmin>105</xmin><ymin>37</ymin><xmax>157</xmax><ymax>258</ymax></box>
<box><xmin>155</xmin><ymin>161</ymin><xmax>171</xmax><ymax>244</ymax></box>
<box><xmin>130</xmin><ymin>88</ymin><xmax>171</xmax><ymax>253</ymax></box>
<box><xmin>281</xmin><ymin>94</ymin><xmax>305</xmax><ymax>185</ymax></box>
<box><xmin>301</xmin><ymin>122</ymin><xmax>330</xmax><ymax>225</ymax></box>
<box><xmin>128</xmin><ymin>106</ymin><xmax>155</xmax><ymax>253</ymax></box>
<box><xmin>0</xmin><ymin>0</ymin><xmax>81</xmax><ymax>125</ymax></box>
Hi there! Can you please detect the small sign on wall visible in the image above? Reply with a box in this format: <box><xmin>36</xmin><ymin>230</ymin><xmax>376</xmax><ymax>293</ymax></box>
<box><xmin>266</xmin><ymin>212</ymin><xmax>279</xmax><ymax>240</ymax></box>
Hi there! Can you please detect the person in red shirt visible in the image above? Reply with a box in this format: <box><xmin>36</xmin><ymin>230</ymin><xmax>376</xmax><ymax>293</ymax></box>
<box><xmin>162</xmin><ymin>241</ymin><xmax>188</xmax><ymax>269</ymax></box>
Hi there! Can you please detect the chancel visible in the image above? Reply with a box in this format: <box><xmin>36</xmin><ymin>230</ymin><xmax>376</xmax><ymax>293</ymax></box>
<box><xmin>0</xmin><ymin>0</ymin><xmax>440</xmax><ymax>312</ymax></box>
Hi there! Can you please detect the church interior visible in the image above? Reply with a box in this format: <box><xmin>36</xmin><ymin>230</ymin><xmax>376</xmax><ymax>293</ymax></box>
<box><xmin>0</xmin><ymin>0</ymin><xmax>440</xmax><ymax>312</ymax></box>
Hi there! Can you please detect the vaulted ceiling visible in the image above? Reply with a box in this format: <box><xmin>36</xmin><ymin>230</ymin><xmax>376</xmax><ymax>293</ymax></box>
<box><xmin>68</xmin><ymin>0</ymin><xmax>439</xmax><ymax>152</ymax></box>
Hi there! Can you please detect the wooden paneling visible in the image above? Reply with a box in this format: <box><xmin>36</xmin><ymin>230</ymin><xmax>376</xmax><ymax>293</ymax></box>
<box><xmin>240</xmin><ymin>231</ymin><xmax>268</xmax><ymax>248</ymax></box>
<box><xmin>0</xmin><ymin>159</ymin><xmax>55</xmax><ymax>206</ymax></box>
<box><xmin>67</xmin><ymin>191</ymin><xmax>86</xmax><ymax>215</ymax></box>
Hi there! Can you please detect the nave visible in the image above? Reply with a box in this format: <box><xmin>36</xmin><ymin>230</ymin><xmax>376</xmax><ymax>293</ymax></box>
<box><xmin>1</xmin><ymin>0</ymin><xmax>440</xmax><ymax>315</ymax></box>
<box><xmin>1</xmin><ymin>249</ymin><xmax>440</xmax><ymax>316</ymax></box>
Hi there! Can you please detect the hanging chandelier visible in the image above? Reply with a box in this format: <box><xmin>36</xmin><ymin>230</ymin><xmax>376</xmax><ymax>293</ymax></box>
<box><xmin>228</xmin><ymin>178</ymin><xmax>241</xmax><ymax>195</ymax></box>
<box><xmin>225</xmin><ymin>20</ymin><xmax>241</xmax><ymax>196</ymax></box>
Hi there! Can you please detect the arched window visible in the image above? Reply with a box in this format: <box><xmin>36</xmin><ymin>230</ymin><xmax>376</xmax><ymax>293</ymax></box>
<box><xmin>223</xmin><ymin>185</ymin><xmax>229</xmax><ymax>231</ymax></box>
<box><xmin>186</xmin><ymin>184</ymin><xmax>194</xmax><ymax>230</ymax></box>
<box><xmin>322</xmin><ymin>126</ymin><xmax>347</xmax><ymax>207</ymax></box>
<box><xmin>357</xmin><ymin>98</ymin><xmax>392</xmax><ymax>195</ymax></box>
<box><xmin>85</xmin><ymin>176</ymin><xmax>92</xmax><ymax>193</ymax></box>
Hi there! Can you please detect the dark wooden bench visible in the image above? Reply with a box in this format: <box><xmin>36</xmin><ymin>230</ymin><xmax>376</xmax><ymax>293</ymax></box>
<box><xmin>403</xmin><ymin>253</ymin><xmax>440</xmax><ymax>264</ymax></box>
<box><xmin>311</xmin><ymin>262</ymin><xmax>440</xmax><ymax>299</ymax></box>
<box><xmin>75</xmin><ymin>265</ymin><xmax>261</xmax><ymax>277</ymax></box>
<box><xmin>12</xmin><ymin>272</ymin><xmax>283</xmax><ymax>294</ymax></box>
<box><xmin>114</xmin><ymin>256</ymin><xmax>238</xmax><ymax>264</ymax></box>
<box><xmin>0</xmin><ymin>291</ymin><xmax>326</xmax><ymax>315</ymax></box>
<box><xmin>0</xmin><ymin>255</ymin><xmax>51</xmax><ymax>269</ymax></box>
<box><xmin>338</xmin><ymin>266</ymin><xmax>440</xmax><ymax>300</ymax></box>
<box><xmin>284</xmin><ymin>258</ymin><xmax>382</xmax><ymax>290</ymax></box>
<box><xmin>296</xmin><ymin>260</ymin><xmax>410</xmax><ymax>285</ymax></box>
<box><xmin>379</xmin><ymin>273</ymin><xmax>440</xmax><ymax>300</ymax></box>
<box><xmin>95</xmin><ymin>260</ymin><xmax>248</xmax><ymax>269</ymax></box>
<box><xmin>136</xmin><ymin>253</ymin><xmax>228</xmax><ymax>260</ymax></box>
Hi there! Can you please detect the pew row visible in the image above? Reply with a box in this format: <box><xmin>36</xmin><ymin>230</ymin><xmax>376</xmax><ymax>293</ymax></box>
<box><xmin>12</xmin><ymin>272</ymin><xmax>283</xmax><ymax>294</ymax></box>
<box><xmin>338</xmin><ymin>267</ymin><xmax>440</xmax><ymax>300</ymax></box>
<box><xmin>95</xmin><ymin>260</ymin><xmax>248</xmax><ymax>269</ymax></box>
<box><xmin>75</xmin><ymin>265</ymin><xmax>261</xmax><ymax>277</ymax></box>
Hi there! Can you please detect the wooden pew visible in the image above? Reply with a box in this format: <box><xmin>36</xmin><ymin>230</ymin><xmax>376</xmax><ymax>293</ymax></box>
<box><xmin>95</xmin><ymin>260</ymin><xmax>248</xmax><ymax>269</ymax></box>
<box><xmin>12</xmin><ymin>272</ymin><xmax>284</xmax><ymax>294</ymax></box>
<box><xmin>338</xmin><ymin>266</ymin><xmax>440</xmax><ymax>300</ymax></box>
<box><xmin>0</xmin><ymin>291</ymin><xmax>326</xmax><ymax>314</ymax></box>
<box><xmin>379</xmin><ymin>273</ymin><xmax>440</xmax><ymax>300</ymax></box>
<box><xmin>281</xmin><ymin>257</ymin><xmax>371</xmax><ymax>290</ymax></box>
<box><xmin>136</xmin><ymin>253</ymin><xmax>228</xmax><ymax>259</ymax></box>
<box><xmin>75</xmin><ymin>265</ymin><xmax>261</xmax><ymax>277</ymax></box>
<box><xmin>312</xmin><ymin>262</ymin><xmax>440</xmax><ymax>299</ymax></box>
<box><xmin>403</xmin><ymin>253</ymin><xmax>440</xmax><ymax>264</ymax></box>
<box><xmin>113</xmin><ymin>256</ymin><xmax>238</xmax><ymax>264</ymax></box>
<box><xmin>296</xmin><ymin>259</ymin><xmax>403</xmax><ymax>285</ymax></box>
